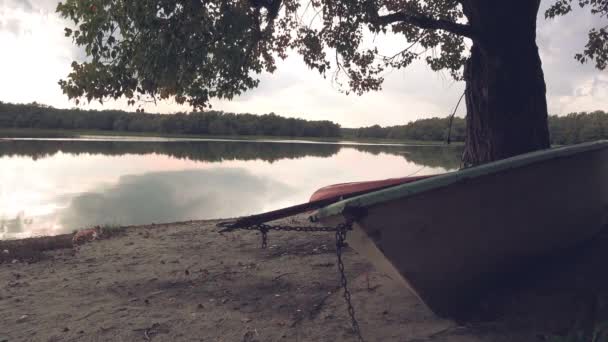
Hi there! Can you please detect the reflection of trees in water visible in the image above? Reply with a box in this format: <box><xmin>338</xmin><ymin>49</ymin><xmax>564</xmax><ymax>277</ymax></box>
<box><xmin>0</xmin><ymin>140</ymin><xmax>339</xmax><ymax>163</ymax></box>
<box><xmin>350</xmin><ymin>145</ymin><xmax>463</xmax><ymax>170</ymax></box>
<box><xmin>0</xmin><ymin>140</ymin><xmax>462</xmax><ymax>169</ymax></box>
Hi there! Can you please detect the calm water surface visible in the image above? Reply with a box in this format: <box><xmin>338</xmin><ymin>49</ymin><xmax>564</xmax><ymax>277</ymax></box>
<box><xmin>0</xmin><ymin>137</ymin><xmax>462</xmax><ymax>239</ymax></box>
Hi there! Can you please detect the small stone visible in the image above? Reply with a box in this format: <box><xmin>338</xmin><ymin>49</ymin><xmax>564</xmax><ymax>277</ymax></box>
<box><xmin>242</xmin><ymin>318</ymin><xmax>252</xmax><ymax>323</ymax></box>
<box><xmin>63</xmin><ymin>327</ymin><xmax>70</xmax><ymax>332</ymax></box>
<box><xmin>197</xmin><ymin>304</ymin><xmax>204</xmax><ymax>309</ymax></box>
<box><xmin>17</xmin><ymin>314</ymin><xmax>28</xmax><ymax>323</ymax></box>
<box><xmin>2</xmin><ymin>249</ymin><xmax>9</xmax><ymax>254</ymax></box>
<box><xmin>11</xmin><ymin>259</ymin><xmax>18</xmax><ymax>264</ymax></box>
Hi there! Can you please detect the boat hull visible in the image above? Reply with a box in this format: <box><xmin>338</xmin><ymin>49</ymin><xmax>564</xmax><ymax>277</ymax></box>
<box><xmin>313</xmin><ymin>142</ymin><xmax>608</xmax><ymax>318</ymax></box>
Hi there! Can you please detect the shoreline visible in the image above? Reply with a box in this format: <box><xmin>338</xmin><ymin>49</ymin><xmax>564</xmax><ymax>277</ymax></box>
<box><xmin>2</xmin><ymin>217</ymin><xmax>608</xmax><ymax>341</ymax></box>
<box><xmin>0</xmin><ymin>128</ymin><xmax>458</xmax><ymax>146</ymax></box>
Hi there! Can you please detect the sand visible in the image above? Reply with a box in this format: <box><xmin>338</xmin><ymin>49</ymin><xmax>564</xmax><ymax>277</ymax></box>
<box><xmin>2</xmin><ymin>217</ymin><xmax>608</xmax><ymax>342</ymax></box>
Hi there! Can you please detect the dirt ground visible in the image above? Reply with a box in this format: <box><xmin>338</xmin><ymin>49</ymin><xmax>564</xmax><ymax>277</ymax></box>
<box><xmin>2</xmin><ymin>217</ymin><xmax>608</xmax><ymax>342</ymax></box>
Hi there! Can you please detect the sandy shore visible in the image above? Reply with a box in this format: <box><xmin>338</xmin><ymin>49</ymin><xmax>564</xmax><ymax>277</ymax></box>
<box><xmin>2</xmin><ymin>217</ymin><xmax>608</xmax><ymax>342</ymax></box>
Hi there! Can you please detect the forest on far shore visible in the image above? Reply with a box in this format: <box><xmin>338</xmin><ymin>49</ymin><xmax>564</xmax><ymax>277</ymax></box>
<box><xmin>0</xmin><ymin>101</ymin><xmax>607</xmax><ymax>145</ymax></box>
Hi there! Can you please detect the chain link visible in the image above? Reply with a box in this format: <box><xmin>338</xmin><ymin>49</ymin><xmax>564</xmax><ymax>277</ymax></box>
<box><xmin>226</xmin><ymin>219</ymin><xmax>365</xmax><ymax>342</ymax></box>
<box><xmin>335</xmin><ymin>219</ymin><xmax>366</xmax><ymax>342</ymax></box>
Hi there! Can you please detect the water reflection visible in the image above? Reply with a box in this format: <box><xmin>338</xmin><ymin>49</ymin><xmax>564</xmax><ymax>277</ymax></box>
<box><xmin>59</xmin><ymin>168</ymin><xmax>293</xmax><ymax>229</ymax></box>
<box><xmin>0</xmin><ymin>139</ymin><xmax>339</xmax><ymax>162</ymax></box>
<box><xmin>0</xmin><ymin>138</ymin><xmax>462</xmax><ymax>239</ymax></box>
<box><xmin>0</xmin><ymin>139</ymin><xmax>462</xmax><ymax>169</ymax></box>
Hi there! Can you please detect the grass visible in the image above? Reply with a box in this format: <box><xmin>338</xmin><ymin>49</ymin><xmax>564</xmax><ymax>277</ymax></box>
<box><xmin>0</xmin><ymin>128</ymin><xmax>457</xmax><ymax>146</ymax></box>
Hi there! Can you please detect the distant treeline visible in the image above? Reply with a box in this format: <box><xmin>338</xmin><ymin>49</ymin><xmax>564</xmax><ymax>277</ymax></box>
<box><xmin>1</xmin><ymin>102</ymin><xmax>607</xmax><ymax>144</ymax></box>
<box><xmin>549</xmin><ymin>111</ymin><xmax>608</xmax><ymax>145</ymax></box>
<box><xmin>342</xmin><ymin>117</ymin><xmax>467</xmax><ymax>142</ymax></box>
<box><xmin>347</xmin><ymin>111</ymin><xmax>608</xmax><ymax>144</ymax></box>
<box><xmin>0</xmin><ymin>102</ymin><xmax>341</xmax><ymax>138</ymax></box>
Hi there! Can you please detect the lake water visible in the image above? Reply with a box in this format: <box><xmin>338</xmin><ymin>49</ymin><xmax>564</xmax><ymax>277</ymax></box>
<box><xmin>0</xmin><ymin>137</ymin><xmax>462</xmax><ymax>239</ymax></box>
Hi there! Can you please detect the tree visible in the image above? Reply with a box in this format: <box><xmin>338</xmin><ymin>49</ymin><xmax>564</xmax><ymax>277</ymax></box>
<box><xmin>56</xmin><ymin>0</ymin><xmax>608</xmax><ymax>165</ymax></box>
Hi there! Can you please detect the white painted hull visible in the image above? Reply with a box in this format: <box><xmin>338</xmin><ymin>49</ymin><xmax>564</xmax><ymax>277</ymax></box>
<box><xmin>313</xmin><ymin>141</ymin><xmax>608</xmax><ymax>318</ymax></box>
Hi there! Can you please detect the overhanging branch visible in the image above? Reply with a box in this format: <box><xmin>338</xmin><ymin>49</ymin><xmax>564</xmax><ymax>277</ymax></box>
<box><xmin>373</xmin><ymin>12</ymin><xmax>475</xmax><ymax>39</ymax></box>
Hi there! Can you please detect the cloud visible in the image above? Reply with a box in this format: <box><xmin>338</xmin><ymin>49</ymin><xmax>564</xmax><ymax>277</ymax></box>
<box><xmin>1</xmin><ymin>0</ymin><xmax>32</xmax><ymax>12</ymax></box>
<box><xmin>537</xmin><ymin>1</ymin><xmax>608</xmax><ymax>114</ymax></box>
<box><xmin>0</xmin><ymin>1</ymin><xmax>606</xmax><ymax>126</ymax></box>
<box><xmin>0</xmin><ymin>17</ymin><xmax>20</xmax><ymax>34</ymax></box>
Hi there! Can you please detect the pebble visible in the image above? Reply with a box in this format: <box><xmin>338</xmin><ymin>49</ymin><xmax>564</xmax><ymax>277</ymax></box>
<box><xmin>17</xmin><ymin>314</ymin><xmax>28</xmax><ymax>323</ymax></box>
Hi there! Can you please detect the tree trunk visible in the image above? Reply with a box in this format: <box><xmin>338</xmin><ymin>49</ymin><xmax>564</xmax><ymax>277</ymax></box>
<box><xmin>461</xmin><ymin>0</ymin><xmax>551</xmax><ymax>166</ymax></box>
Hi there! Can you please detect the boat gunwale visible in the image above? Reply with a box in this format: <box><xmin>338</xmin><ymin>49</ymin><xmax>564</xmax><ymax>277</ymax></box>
<box><xmin>309</xmin><ymin>140</ymin><xmax>608</xmax><ymax>221</ymax></box>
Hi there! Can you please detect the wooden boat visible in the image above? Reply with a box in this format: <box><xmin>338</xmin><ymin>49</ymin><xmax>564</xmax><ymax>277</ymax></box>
<box><xmin>309</xmin><ymin>141</ymin><xmax>608</xmax><ymax>318</ymax></box>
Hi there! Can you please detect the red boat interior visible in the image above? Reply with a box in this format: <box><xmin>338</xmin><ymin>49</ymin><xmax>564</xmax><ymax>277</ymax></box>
<box><xmin>309</xmin><ymin>175</ymin><xmax>434</xmax><ymax>202</ymax></box>
<box><xmin>221</xmin><ymin>174</ymin><xmax>436</xmax><ymax>229</ymax></box>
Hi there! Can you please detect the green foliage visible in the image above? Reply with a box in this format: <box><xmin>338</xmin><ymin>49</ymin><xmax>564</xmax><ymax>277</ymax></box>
<box><xmin>342</xmin><ymin>117</ymin><xmax>466</xmax><ymax>142</ymax></box>
<box><xmin>55</xmin><ymin>0</ymin><xmax>471</xmax><ymax>109</ymax></box>
<box><xmin>2</xmin><ymin>102</ymin><xmax>608</xmax><ymax>144</ymax></box>
<box><xmin>0</xmin><ymin>102</ymin><xmax>341</xmax><ymax>138</ymax></box>
<box><xmin>54</xmin><ymin>0</ymin><xmax>608</xmax><ymax>115</ymax></box>
<box><xmin>344</xmin><ymin>112</ymin><xmax>608</xmax><ymax>144</ymax></box>
<box><xmin>549</xmin><ymin>111</ymin><xmax>608</xmax><ymax>145</ymax></box>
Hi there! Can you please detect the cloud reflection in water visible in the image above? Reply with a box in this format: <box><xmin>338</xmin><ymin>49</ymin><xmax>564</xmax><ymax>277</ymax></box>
<box><xmin>58</xmin><ymin>168</ymin><xmax>293</xmax><ymax>231</ymax></box>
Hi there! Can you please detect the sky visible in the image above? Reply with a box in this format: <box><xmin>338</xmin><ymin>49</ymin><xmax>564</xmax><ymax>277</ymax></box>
<box><xmin>0</xmin><ymin>0</ymin><xmax>607</xmax><ymax>128</ymax></box>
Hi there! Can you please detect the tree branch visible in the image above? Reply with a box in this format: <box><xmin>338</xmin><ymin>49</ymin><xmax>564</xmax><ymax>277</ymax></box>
<box><xmin>373</xmin><ymin>11</ymin><xmax>475</xmax><ymax>39</ymax></box>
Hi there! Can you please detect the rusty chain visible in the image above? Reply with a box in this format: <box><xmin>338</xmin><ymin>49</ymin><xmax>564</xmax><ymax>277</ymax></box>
<box><xmin>220</xmin><ymin>218</ymin><xmax>366</xmax><ymax>342</ymax></box>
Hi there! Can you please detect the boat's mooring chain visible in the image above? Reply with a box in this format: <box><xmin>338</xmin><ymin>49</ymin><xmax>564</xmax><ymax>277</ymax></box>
<box><xmin>220</xmin><ymin>219</ymin><xmax>366</xmax><ymax>342</ymax></box>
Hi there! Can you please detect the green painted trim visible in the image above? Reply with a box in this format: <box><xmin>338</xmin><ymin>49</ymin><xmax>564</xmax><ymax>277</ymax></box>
<box><xmin>310</xmin><ymin>140</ymin><xmax>608</xmax><ymax>221</ymax></box>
